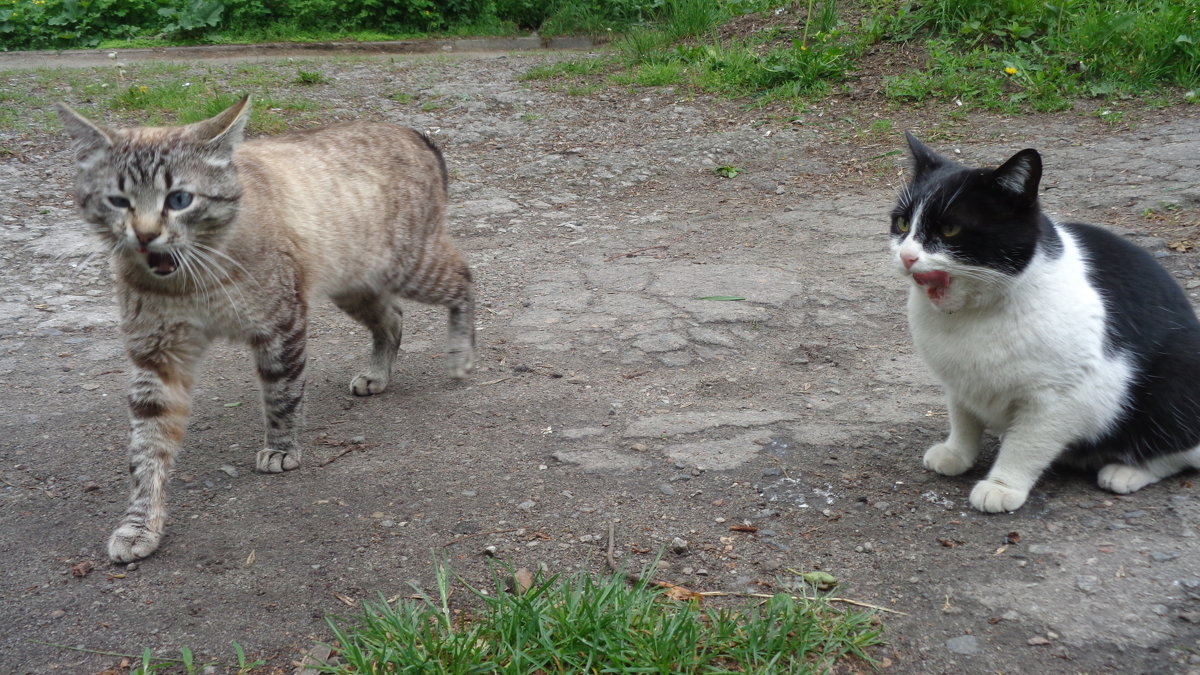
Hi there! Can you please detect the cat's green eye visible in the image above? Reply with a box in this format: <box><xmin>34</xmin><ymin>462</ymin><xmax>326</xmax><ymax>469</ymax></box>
<box><xmin>895</xmin><ymin>217</ymin><xmax>910</xmax><ymax>233</ymax></box>
<box><xmin>108</xmin><ymin>196</ymin><xmax>131</xmax><ymax>209</ymax></box>
<box><xmin>941</xmin><ymin>223</ymin><xmax>963</xmax><ymax>237</ymax></box>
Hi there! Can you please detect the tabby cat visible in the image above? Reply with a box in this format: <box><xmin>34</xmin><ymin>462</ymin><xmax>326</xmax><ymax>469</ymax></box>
<box><xmin>57</xmin><ymin>97</ymin><xmax>475</xmax><ymax>562</ymax></box>
<box><xmin>892</xmin><ymin>133</ymin><xmax>1200</xmax><ymax>512</ymax></box>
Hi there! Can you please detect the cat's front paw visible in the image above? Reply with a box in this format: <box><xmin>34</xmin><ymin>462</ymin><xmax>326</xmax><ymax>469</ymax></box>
<box><xmin>108</xmin><ymin>522</ymin><xmax>161</xmax><ymax>563</ymax></box>
<box><xmin>445</xmin><ymin>349</ymin><xmax>474</xmax><ymax>379</ymax></box>
<box><xmin>1097</xmin><ymin>463</ymin><xmax>1156</xmax><ymax>494</ymax></box>
<box><xmin>350</xmin><ymin>373</ymin><xmax>388</xmax><ymax>396</ymax></box>
<box><xmin>256</xmin><ymin>448</ymin><xmax>300</xmax><ymax>473</ymax></box>
<box><xmin>923</xmin><ymin>442</ymin><xmax>975</xmax><ymax>476</ymax></box>
<box><xmin>969</xmin><ymin>480</ymin><xmax>1027</xmax><ymax>513</ymax></box>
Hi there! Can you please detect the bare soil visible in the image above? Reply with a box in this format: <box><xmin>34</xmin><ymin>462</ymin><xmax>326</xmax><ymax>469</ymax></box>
<box><xmin>1</xmin><ymin>45</ymin><xmax>1199</xmax><ymax>674</ymax></box>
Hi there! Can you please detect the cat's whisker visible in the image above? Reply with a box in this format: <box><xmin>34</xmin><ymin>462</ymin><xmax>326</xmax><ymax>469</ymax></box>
<box><xmin>186</xmin><ymin>246</ymin><xmax>248</xmax><ymax>327</ymax></box>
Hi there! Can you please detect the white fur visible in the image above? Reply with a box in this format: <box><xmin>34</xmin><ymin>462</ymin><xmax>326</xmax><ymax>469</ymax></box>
<box><xmin>895</xmin><ymin>218</ymin><xmax>1137</xmax><ymax>512</ymax></box>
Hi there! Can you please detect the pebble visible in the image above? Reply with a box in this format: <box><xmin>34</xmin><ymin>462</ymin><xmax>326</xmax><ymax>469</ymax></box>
<box><xmin>1027</xmin><ymin>636</ymin><xmax>1051</xmax><ymax>646</ymax></box>
<box><xmin>50</xmin><ymin>609</ymin><xmax>65</xmax><ymax>619</ymax></box>
<box><xmin>1149</xmin><ymin>551</ymin><xmax>1181</xmax><ymax>563</ymax></box>
<box><xmin>658</xmin><ymin>484</ymin><xmax>674</xmax><ymax>496</ymax></box>
<box><xmin>1076</xmin><ymin>575</ymin><xmax>1101</xmax><ymax>594</ymax></box>
<box><xmin>218</xmin><ymin>464</ymin><xmax>238</xmax><ymax>477</ymax></box>
<box><xmin>126</xmin><ymin>562</ymin><xmax>138</xmax><ymax>572</ymax></box>
<box><xmin>670</xmin><ymin>537</ymin><xmax>689</xmax><ymax>554</ymax></box>
<box><xmin>945</xmin><ymin>635</ymin><xmax>981</xmax><ymax>655</ymax></box>
<box><xmin>517</xmin><ymin>500</ymin><xmax>536</xmax><ymax>511</ymax></box>
<box><xmin>351</xmin><ymin>436</ymin><xmax>366</xmax><ymax>444</ymax></box>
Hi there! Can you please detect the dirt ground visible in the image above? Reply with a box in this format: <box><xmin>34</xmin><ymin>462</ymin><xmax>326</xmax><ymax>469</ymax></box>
<box><xmin>1</xmin><ymin>45</ymin><xmax>1199</xmax><ymax>674</ymax></box>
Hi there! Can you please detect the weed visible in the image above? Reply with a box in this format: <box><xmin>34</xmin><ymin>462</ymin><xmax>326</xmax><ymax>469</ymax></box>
<box><xmin>322</xmin><ymin>559</ymin><xmax>883</xmax><ymax>673</ymax></box>
<box><xmin>714</xmin><ymin>165</ymin><xmax>743</xmax><ymax>178</ymax></box>
<box><xmin>293</xmin><ymin>69</ymin><xmax>330</xmax><ymax>85</ymax></box>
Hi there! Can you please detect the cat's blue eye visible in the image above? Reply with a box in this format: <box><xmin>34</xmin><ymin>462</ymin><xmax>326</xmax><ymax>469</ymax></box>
<box><xmin>941</xmin><ymin>223</ymin><xmax>963</xmax><ymax>237</ymax></box>
<box><xmin>108</xmin><ymin>196</ymin><xmax>131</xmax><ymax>209</ymax></box>
<box><xmin>166</xmin><ymin>191</ymin><xmax>194</xmax><ymax>210</ymax></box>
<box><xmin>895</xmin><ymin>217</ymin><xmax>910</xmax><ymax>233</ymax></box>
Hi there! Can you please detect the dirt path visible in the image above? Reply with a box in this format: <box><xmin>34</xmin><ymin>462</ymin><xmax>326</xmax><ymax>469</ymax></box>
<box><xmin>1</xmin><ymin>50</ymin><xmax>1199</xmax><ymax>673</ymax></box>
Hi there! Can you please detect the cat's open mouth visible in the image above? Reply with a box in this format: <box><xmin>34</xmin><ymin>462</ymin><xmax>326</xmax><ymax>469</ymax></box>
<box><xmin>145</xmin><ymin>251</ymin><xmax>179</xmax><ymax>276</ymax></box>
<box><xmin>912</xmin><ymin>270</ymin><xmax>951</xmax><ymax>302</ymax></box>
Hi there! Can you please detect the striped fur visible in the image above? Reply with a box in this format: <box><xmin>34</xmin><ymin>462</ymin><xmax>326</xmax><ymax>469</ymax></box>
<box><xmin>57</xmin><ymin>97</ymin><xmax>475</xmax><ymax>562</ymax></box>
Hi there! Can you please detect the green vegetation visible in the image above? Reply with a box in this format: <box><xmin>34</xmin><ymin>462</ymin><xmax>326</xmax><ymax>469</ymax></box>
<box><xmin>519</xmin><ymin>0</ymin><xmax>1197</xmax><ymax>111</ymax></box>
<box><xmin>32</xmin><ymin>640</ymin><xmax>263</xmax><ymax>674</ymax></box>
<box><xmin>0</xmin><ymin>0</ymin><xmax>664</xmax><ymax>50</ymax></box>
<box><xmin>319</xmin><ymin>561</ymin><xmax>882</xmax><ymax>673</ymax></box>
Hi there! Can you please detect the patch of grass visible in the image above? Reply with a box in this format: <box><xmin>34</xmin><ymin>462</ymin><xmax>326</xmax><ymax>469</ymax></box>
<box><xmin>32</xmin><ymin>640</ymin><xmax>263</xmax><ymax>675</ymax></box>
<box><xmin>293</xmin><ymin>69</ymin><xmax>331</xmax><ymax>85</ymax></box>
<box><xmin>389</xmin><ymin>91</ymin><xmax>415</xmax><ymax>103</ymax></box>
<box><xmin>321</xmin><ymin>561</ymin><xmax>883</xmax><ymax>673</ymax></box>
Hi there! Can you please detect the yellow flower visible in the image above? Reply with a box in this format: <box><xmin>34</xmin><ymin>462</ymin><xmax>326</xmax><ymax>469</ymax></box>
<box><xmin>139</xmin><ymin>85</ymin><xmax>148</xmax><ymax>93</ymax></box>
<box><xmin>1004</xmin><ymin>66</ymin><xmax>1018</xmax><ymax>75</ymax></box>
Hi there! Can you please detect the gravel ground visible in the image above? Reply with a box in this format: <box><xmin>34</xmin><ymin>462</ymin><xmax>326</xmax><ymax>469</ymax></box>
<box><xmin>1</xmin><ymin>47</ymin><xmax>1199</xmax><ymax>673</ymax></box>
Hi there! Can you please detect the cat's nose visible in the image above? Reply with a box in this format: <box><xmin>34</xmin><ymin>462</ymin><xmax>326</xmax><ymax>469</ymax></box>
<box><xmin>901</xmin><ymin>253</ymin><xmax>918</xmax><ymax>270</ymax></box>
<box><xmin>135</xmin><ymin>230</ymin><xmax>156</xmax><ymax>244</ymax></box>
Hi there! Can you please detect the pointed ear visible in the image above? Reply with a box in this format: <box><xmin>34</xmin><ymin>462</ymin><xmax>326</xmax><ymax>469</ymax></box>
<box><xmin>904</xmin><ymin>131</ymin><xmax>945</xmax><ymax>176</ymax></box>
<box><xmin>188</xmin><ymin>95</ymin><xmax>251</xmax><ymax>150</ymax></box>
<box><xmin>992</xmin><ymin>148</ymin><xmax>1042</xmax><ymax>202</ymax></box>
<box><xmin>55</xmin><ymin>103</ymin><xmax>113</xmax><ymax>161</ymax></box>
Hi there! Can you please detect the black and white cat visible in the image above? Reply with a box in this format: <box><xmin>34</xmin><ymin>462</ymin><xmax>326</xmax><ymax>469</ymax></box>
<box><xmin>892</xmin><ymin>132</ymin><xmax>1200</xmax><ymax>513</ymax></box>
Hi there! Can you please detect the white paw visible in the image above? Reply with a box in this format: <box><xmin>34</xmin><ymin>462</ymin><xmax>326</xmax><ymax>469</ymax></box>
<box><xmin>969</xmin><ymin>480</ymin><xmax>1028</xmax><ymax>513</ymax></box>
<box><xmin>923</xmin><ymin>442</ymin><xmax>975</xmax><ymax>476</ymax></box>
<box><xmin>350</xmin><ymin>373</ymin><xmax>388</xmax><ymax>396</ymax></box>
<box><xmin>445</xmin><ymin>349</ymin><xmax>474</xmax><ymax>379</ymax></box>
<box><xmin>256</xmin><ymin>449</ymin><xmax>300</xmax><ymax>473</ymax></box>
<box><xmin>1097</xmin><ymin>463</ymin><xmax>1156</xmax><ymax>494</ymax></box>
<box><xmin>108</xmin><ymin>523</ymin><xmax>161</xmax><ymax>563</ymax></box>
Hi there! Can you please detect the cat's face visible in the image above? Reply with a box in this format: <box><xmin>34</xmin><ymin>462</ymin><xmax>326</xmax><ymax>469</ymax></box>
<box><xmin>891</xmin><ymin>133</ymin><xmax>1044</xmax><ymax>313</ymax></box>
<box><xmin>56</xmin><ymin>99</ymin><xmax>250</xmax><ymax>282</ymax></box>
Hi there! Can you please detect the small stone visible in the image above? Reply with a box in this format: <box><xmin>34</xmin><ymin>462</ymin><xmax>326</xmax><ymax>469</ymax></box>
<box><xmin>380</xmin><ymin>519</ymin><xmax>396</xmax><ymax>528</ymax></box>
<box><xmin>1122</xmin><ymin>510</ymin><xmax>1148</xmax><ymax>519</ymax></box>
<box><xmin>81</xmin><ymin>482</ymin><xmax>100</xmax><ymax>492</ymax></box>
<box><xmin>351</xmin><ymin>436</ymin><xmax>366</xmax><ymax>444</ymax></box>
<box><xmin>714</xmin><ymin>517</ymin><xmax>726</xmax><ymax>523</ymax></box>
<box><xmin>658</xmin><ymin>484</ymin><xmax>675</xmax><ymax>496</ymax></box>
<box><xmin>1152</xmin><ymin>604</ymin><xmax>1170</xmax><ymax>616</ymax></box>
<box><xmin>1076</xmin><ymin>575</ymin><xmax>1101</xmax><ymax>594</ymax></box>
<box><xmin>1149</xmin><ymin>551</ymin><xmax>1181</xmax><ymax>563</ymax></box>
<box><xmin>945</xmin><ymin>635</ymin><xmax>981</xmax><ymax>655</ymax></box>
<box><xmin>482</xmin><ymin>545</ymin><xmax>498</xmax><ymax>557</ymax></box>
<box><xmin>461</xmin><ymin>490</ymin><xmax>478</xmax><ymax>497</ymax></box>
<box><xmin>1027</xmin><ymin>636</ymin><xmax>1051</xmax><ymax>646</ymax></box>
<box><xmin>517</xmin><ymin>500</ymin><xmax>536</xmax><ymax>511</ymax></box>
<box><xmin>761</xmin><ymin>558</ymin><xmax>783</xmax><ymax>572</ymax></box>
<box><xmin>630</xmin><ymin>443</ymin><xmax>648</xmax><ymax>452</ymax></box>
<box><xmin>670</xmin><ymin>537</ymin><xmax>689</xmax><ymax>554</ymax></box>
<box><xmin>50</xmin><ymin>609</ymin><xmax>66</xmax><ymax>619</ymax></box>
<box><xmin>126</xmin><ymin>562</ymin><xmax>138</xmax><ymax>572</ymax></box>
<box><xmin>219</xmin><ymin>464</ymin><xmax>238</xmax><ymax>477</ymax></box>
<box><xmin>1179</xmin><ymin>612</ymin><xmax>1200</xmax><ymax>624</ymax></box>
<box><xmin>761</xmin><ymin>467</ymin><xmax>782</xmax><ymax>477</ymax></box>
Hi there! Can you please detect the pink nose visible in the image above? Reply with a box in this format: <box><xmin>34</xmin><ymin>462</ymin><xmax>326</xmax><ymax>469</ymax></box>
<box><xmin>901</xmin><ymin>253</ymin><xmax>918</xmax><ymax>270</ymax></box>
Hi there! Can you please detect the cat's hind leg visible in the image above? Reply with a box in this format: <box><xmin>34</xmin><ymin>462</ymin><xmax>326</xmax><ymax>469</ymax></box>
<box><xmin>923</xmin><ymin>400</ymin><xmax>984</xmax><ymax>476</ymax></box>
<box><xmin>333</xmin><ymin>292</ymin><xmax>404</xmax><ymax>396</ymax></box>
<box><xmin>399</xmin><ymin>239</ymin><xmax>475</xmax><ymax>379</ymax></box>
<box><xmin>1098</xmin><ymin>447</ymin><xmax>1200</xmax><ymax>494</ymax></box>
<box><xmin>251</xmin><ymin>309</ymin><xmax>308</xmax><ymax>471</ymax></box>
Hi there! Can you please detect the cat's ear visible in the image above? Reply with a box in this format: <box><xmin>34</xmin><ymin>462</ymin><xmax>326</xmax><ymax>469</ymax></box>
<box><xmin>55</xmin><ymin>103</ymin><xmax>113</xmax><ymax>163</ymax></box>
<box><xmin>904</xmin><ymin>131</ymin><xmax>945</xmax><ymax>176</ymax></box>
<box><xmin>189</xmin><ymin>95</ymin><xmax>251</xmax><ymax>151</ymax></box>
<box><xmin>991</xmin><ymin>148</ymin><xmax>1042</xmax><ymax>202</ymax></box>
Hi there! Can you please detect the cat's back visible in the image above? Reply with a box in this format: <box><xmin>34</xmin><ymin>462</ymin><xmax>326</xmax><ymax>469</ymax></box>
<box><xmin>236</xmin><ymin>121</ymin><xmax>445</xmax><ymax>189</ymax></box>
<box><xmin>1065</xmin><ymin>221</ymin><xmax>1200</xmax><ymax>353</ymax></box>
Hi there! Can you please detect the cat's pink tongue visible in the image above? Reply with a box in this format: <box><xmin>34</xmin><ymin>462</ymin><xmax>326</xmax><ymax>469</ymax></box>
<box><xmin>912</xmin><ymin>271</ymin><xmax>951</xmax><ymax>302</ymax></box>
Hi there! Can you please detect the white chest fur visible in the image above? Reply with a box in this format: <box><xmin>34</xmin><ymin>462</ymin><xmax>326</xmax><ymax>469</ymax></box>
<box><xmin>907</xmin><ymin>226</ymin><xmax>1132</xmax><ymax>438</ymax></box>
